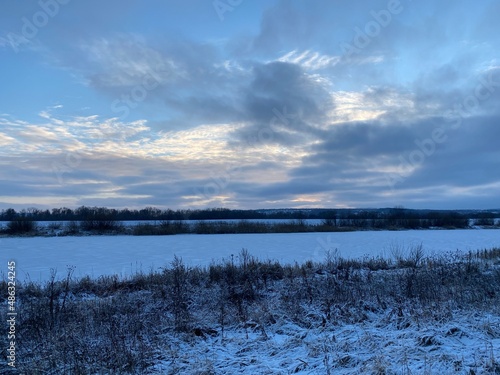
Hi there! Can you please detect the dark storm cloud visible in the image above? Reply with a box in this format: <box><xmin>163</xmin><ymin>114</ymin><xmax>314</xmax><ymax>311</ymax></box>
<box><xmin>302</xmin><ymin>117</ymin><xmax>447</xmax><ymax>164</ymax></box>
<box><xmin>248</xmin><ymin>179</ymin><xmax>329</xmax><ymax>198</ymax></box>
<box><xmin>225</xmin><ymin>107</ymin><xmax>500</xmax><ymax>208</ymax></box>
<box><xmin>397</xmin><ymin>116</ymin><xmax>500</xmax><ymax>189</ymax></box>
<box><xmin>163</xmin><ymin>95</ymin><xmax>242</xmax><ymax>126</ymax></box>
<box><xmin>75</xmin><ymin>40</ymin><xmax>335</xmax><ymax>138</ymax></box>
<box><xmin>230</xmin><ymin>61</ymin><xmax>333</xmax><ymax>147</ymax></box>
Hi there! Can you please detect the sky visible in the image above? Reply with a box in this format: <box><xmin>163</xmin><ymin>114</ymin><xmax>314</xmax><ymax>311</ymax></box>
<box><xmin>0</xmin><ymin>0</ymin><xmax>499</xmax><ymax>210</ymax></box>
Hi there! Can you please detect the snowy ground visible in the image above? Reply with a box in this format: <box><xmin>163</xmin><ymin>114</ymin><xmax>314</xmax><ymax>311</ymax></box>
<box><xmin>1</xmin><ymin>229</ymin><xmax>499</xmax><ymax>282</ymax></box>
<box><xmin>3</xmin><ymin>231</ymin><xmax>500</xmax><ymax>374</ymax></box>
<box><xmin>153</xmin><ymin>310</ymin><xmax>500</xmax><ymax>374</ymax></box>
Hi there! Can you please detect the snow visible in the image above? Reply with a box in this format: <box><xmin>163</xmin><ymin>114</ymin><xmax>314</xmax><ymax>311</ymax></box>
<box><xmin>148</xmin><ymin>309</ymin><xmax>500</xmax><ymax>374</ymax></box>
<box><xmin>2</xmin><ymin>229</ymin><xmax>499</xmax><ymax>374</ymax></box>
<box><xmin>1</xmin><ymin>229</ymin><xmax>499</xmax><ymax>282</ymax></box>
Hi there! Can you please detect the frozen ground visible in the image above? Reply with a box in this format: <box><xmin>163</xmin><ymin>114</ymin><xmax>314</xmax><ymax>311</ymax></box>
<box><xmin>153</xmin><ymin>310</ymin><xmax>500</xmax><ymax>374</ymax></box>
<box><xmin>1</xmin><ymin>229</ymin><xmax>499</xmax><ymax>282</ymax></box>
<box><xmin>3</xmin><ymin>231</ymin><xmax>500</xmax><ymax>374</ymax></box>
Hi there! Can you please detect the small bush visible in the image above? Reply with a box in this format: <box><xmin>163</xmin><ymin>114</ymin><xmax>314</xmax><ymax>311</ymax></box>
<box><xmin>133</xmin><ymin>221</ymin><xmax>187</xmax><ymax>235</ymax></box>
<box><xmin>390</xmin><ymin>242</ymin><xmax>425</xmax><ymax>268</ymax></box>
<box><xmin>133</xmin><ymin>223</ymin><xmax>160</xmax><ymax>235</ymax></box>
<box><xmin>47</xmin><ymin>222</ymin><xmax>63</xmax><ymax>230</ymax></box>
<box><xmin>7</xmin><ymin>218</ymin><xmax>37</xmax><ymax>234</ymax></box>
<box><xmin>64</xmin><ymin>221</ymin><xmax>80</xmax><ymax>235</ymax></box>
<box><xmin>80</xmin><ymin>218</ymin><xmax>122</xmax><ymax>233</ymax></box>
<box><xmin>474</xmin><ymin>218</ymin><xmax>495</xmax><ymax>226</ymax></box>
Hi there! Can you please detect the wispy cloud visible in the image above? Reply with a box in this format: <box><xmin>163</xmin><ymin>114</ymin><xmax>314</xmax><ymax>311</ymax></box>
<box><xmin>278</xmin><ymin>50</ymin><xmax>341</xmax><ymax>70</ymax></box>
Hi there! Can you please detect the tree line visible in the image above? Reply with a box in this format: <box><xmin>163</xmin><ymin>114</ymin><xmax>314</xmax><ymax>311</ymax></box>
<box><xmin>1</xmin><ymin>206</ymin><xmax>496</xmax><ymax>231</ymax></box>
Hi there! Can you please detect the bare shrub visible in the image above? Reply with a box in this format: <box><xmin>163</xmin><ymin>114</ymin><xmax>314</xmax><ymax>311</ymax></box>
<box><xmin>64</xmin><ymin>220</ymin><xmax>80</xmax><ymax>235</ymax></box>
<box><xmin>169</xmin><ymin>256</ymin><xmax>191</xmax><ymax>332</ymax></box>
<box><xmin>7</xmin><ymin>218</ymin><xmax>37</xmax><ymax>234</ymax></box>
<box><xmin>390</xmin><ymin>242</ymin><xmax>425</xmax><ymax>268</ymax></box>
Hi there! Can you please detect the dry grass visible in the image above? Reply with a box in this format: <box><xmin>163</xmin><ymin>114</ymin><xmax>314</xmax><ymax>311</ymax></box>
<box><xmin>1</xmin><ymin>247</ymin><xmax>499</xmax><ymax>373</ymax></box>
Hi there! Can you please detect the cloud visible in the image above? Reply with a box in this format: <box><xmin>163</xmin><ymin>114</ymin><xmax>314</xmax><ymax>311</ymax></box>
<box><xmin>0</xmin><ymin>132</ymin><xmax>16</xmax><ymax>146</ymax></box>
<box><xmin>1</xmin><ymin>0</ymin><xmax>500</xmax><ymax>210</ymax></box>
<box><xmin>229</xmin><ymin>61</ymin><xmax>334</xmax><ymax>147</ymax></box>
<box><xmin>278</xmin><ymin>50</ymin><xmax>339</xmax><ymax>70</ymax></box>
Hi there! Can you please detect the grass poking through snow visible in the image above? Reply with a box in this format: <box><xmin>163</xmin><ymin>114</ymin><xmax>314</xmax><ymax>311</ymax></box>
<box><xmin>1</xmin><ymin>247</ymin><xmax>500</xmax><ymax>374</ymax></box>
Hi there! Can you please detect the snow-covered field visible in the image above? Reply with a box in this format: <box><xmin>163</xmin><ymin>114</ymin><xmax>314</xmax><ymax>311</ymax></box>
<box><xmin>154</xmin><ymin>310</ymin><xmax>500</xmax><ymax>374</ymax></box>
<box><xmin>1</xmin><ymin>229</ymin><xmax>499</xmax><ymax>282</ymax></box>
<box><xmin>3</xmin><ymin>229</ymin><xmax>500</xmax><ymax>374</ymax></box>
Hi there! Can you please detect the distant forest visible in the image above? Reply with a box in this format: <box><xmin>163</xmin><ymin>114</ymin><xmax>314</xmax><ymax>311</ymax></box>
<box><xmin>0</xmin><ymin>206</ymin><xmax>498</xmax><ymax>230</ymax></box>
